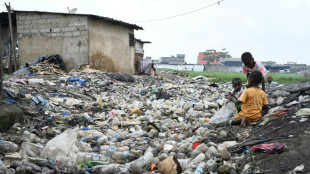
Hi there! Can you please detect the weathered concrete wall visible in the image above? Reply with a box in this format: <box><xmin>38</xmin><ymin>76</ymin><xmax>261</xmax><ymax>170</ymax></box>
<box><xmin>88</xmin><ymin>18</ymin><xmax>135</xmax><ymax>74</ymax></box>
<box><xmin>204</xmin><ymin>64</ymin><xmax>241</xmax><ymax>72</ymax></box>
<box><xmin>16</xmin><ymin>12</ymin><xmax>89</xmax><ymax>71</ymax></box>
<box><xmin>135</xmin><ymin>41</ymin><xmax>144</xmax><ymax>54</ymax></box>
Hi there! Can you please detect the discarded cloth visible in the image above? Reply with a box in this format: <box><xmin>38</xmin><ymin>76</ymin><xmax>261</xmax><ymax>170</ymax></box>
<box><xmin>252</xmin><ymin>142</ymin><xmax>288</xmax><ymax>154</ymax></box>
<box><xmin>139</xmin><ymin>61</ymin><xmax>152</xmax><ymax>75</ymax></box>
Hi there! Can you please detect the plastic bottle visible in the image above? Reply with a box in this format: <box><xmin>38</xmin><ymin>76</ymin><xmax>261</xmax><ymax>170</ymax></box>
<box><xmin>0</xmin><ymin>164</ymin><xmax>7</xmax><ymax>174</ymax></box>
<box><xmin>0</xmin><ymin>140</ymin><xmax>18</xmax><ymax>153</ymax></box>
<box><xmin>47</xmin><ymin>146</ymin><xmax>57</xmax><ymax>159</ymax></box>
<box><xmin>178</xmin><ymin>159</ymin><xmax>191</xmax><ymax>171</ymax></box>
<box><xmin>97</xmin><ymin>136</ymin><xmax>109</xmax><ymax>145</ymax></box>
<box><xmin>217</xmin><ymin>144</ymin><xmax>231</xmax><ymax>160</ymax></box>
<box><xmin>208</xmin><ymin>146</ymin><xmax>220</xmax><ymax>157</ymax></box>
<box><xmin>194</xmin><ymin>161</ymin><xmax>206</xmax><ymax>174</ymax></box>
<box><xmin>16</xmin><ymin>165</ymin><xmax>27</xmax><ymax>174</ymax></box>
<box><xmin>129</xmin><ymin>150</ymin><xmax>153</xmax><ymax>170</ymax></box>
<box><xmin>111</xmin><ymin>151</ymin><xmax>136</xmax><ymax>161</ymax></box>
<box><xmin>192</xmin><ymin>153</ymin><xmax>205</xmax><ymax>165</ymax></box>
<box><xmin>80</xmin><ymin>161</ymin><xmax>109</xmax><ymax>167</ymax></box>
<box><xmin>206</xmin><ymin>159</ymin><xmax>217</xmax><ymax>172</ymax></box>
<box><xmin>92</xmin><ymin>164</ymin><xmax>122</xmax><ymax>173</ymax></box>
<box><xmin>76</xmin><ymin>152</ymin><xmax>86</xmax><ymax>164</ymax></box>
<box><xmin>67</xmin><ymin>160</ymin><xmax>78</xmax><ymax>173</ymax></box>
<box><xmin>6</xmin><ymin>168</ymin><xmax>15</xmax><ymax>174</ymax></box>
<box><xmin>107</xmin><ymin>129</ymin><xmax>123</xmax><ymax>140</ymax></box>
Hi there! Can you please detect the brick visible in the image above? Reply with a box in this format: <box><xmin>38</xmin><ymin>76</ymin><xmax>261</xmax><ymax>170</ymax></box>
<box><xmin>18</xmin><ymin>15</ymin><xmax>26</xmax><ymax>20</ymax></box>
<box><xmin>56</xmin><ymin>33</ymin><xmax>64</xmax><ymax>37</ymax></box>
<box><xmin>72</xmin><ymin>31</ymin><xmax>80</xmax><ymax>37</ymax></box>
<box><xmin>25</xmin><ymin>16</ymin><xmax>33</xmax><ymax>20</ymax></box>
<box><xmin>80</xmin><ymin>31</ymin><xmax>88</xmax><ymax>36</ymax></box>
<box><xmin>64</xmin><ymin>32</ymin><xmax>73</xmax><ymax>37</ymax></box>
<box><xmin>24</xmin><ymin>20</ymin><xmax>31</xmax><ymax>25</ymax></box>
<box><xmin>53</xmin><ymin>28</ymin><xmax>61</xmax><ymax>32</ymax></box>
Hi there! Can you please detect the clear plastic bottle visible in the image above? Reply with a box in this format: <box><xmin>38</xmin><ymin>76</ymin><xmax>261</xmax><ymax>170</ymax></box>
<box><xmin>96</xmin><ymin>136</ymin><xmax>109</xmax><ymax>145</ymax></box>
<box><xmin>111</xmin><ymin>151</ymin><xmax>136</xmax><ymax>161</ymax></box>
<box><xmin>67</xmin><ymin>160</ymin><xmax>78</xmax><ymax>173</ymax></box>
<box><xmin>16</xmin><ymin>165</ymin><xmax>27</xmax><ymax>174</ymax></box>
<box><xmin>192</xmin><ymin>153</ymin><xmax>205</xmax><ymax>165</ymax></box>
<box><xmin>6</xmin><ymin>168</ymin><xmax>15</xmax><ymax>174</ymax></box>
<box><xmin>217</xmin><ymin>144</ymin><xmax>230</xmax><ymax>160</ymax></box>
<box><xmin>0</xmin><ymin>140</ymin><xmax>18</xmax><ymax>153</ymax></box>
<box><xmin>76</xmin><ymin>152</ymin><xmax>86</xmax><ymax>164</ymax></box>
<box><xmin>0</xmin><ymin>164</ymin><xmax>7</xmax><ymax>174</ymax></box>
<box><xmin>206</xmin><ymin>159</ymin><xmax>217</xmax><ymax>172</ymax></box>
<box><xmin>194</xmin><ymin>161</ymin><xmax>206</xmax><ymax>174</ymax></box>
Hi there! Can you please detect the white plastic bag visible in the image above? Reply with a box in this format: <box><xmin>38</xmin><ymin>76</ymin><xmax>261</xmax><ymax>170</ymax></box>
<box><xmin>209</xmin><ymin>101</ymin><xmax>238</xmax><ymax>127</ymax></box>
<box><xmin>40</xmin><ymin>127</ymin><xmax>79</xmax><ymax>159</ymax></box>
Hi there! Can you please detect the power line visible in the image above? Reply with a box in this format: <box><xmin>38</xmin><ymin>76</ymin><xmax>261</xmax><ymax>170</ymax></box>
<box><xmin>133</xmin><ymin>0</ymin><xmax>224</xmax><ymax>23</ymax></box>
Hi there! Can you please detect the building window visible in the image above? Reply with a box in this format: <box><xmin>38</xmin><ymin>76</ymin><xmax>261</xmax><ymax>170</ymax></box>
<box><xmin>129</xmin><ymin>33</ymin><xmax>134</xmax><ymax>46</ymax></box>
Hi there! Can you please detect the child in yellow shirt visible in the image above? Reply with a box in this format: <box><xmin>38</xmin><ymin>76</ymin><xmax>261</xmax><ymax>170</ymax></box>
<box><xmin>231</xmin><ymin>71</ymin><xmax>269</xmax><ymax>127</ymax></box>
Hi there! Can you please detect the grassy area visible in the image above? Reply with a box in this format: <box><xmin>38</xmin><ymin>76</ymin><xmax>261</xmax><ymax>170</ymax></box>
<box><xmin>157</xmin><ymin>68</ymin><xmax>310</xmax><ymax>83</ymax></box>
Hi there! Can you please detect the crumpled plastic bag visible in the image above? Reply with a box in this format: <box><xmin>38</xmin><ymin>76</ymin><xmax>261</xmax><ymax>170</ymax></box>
<box><xmin>252</xmin><ymin>142</ymin><xmax>288</xmax><ymax>154</ymax></box>
<box><xmin>295</xmin><ymin>108</ymin><xmax>310</xmax><ymax>117</ymax></box>
<box><xmin>209</xmin><ymin>101</ymin><xmax>238</xmax><ymax>127</ymax></box>
<box><xmin>40</xmin><ymin>127</ymin><xmax>79</xmax><ymax>159</ymax></box>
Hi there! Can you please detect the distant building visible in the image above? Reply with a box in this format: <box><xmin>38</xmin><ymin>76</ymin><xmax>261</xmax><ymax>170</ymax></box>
<box><xmin>197</xmin><ymin>52</ymin><xmax>221</xmax><ymax>65</ymax></box>
<box><xmin>262</xmin><ymin>61</ymin><xmax>277</xmax><ymax>66</ymax></box>
<box><xmin>160</xmin><ymin>54</ymin><xmax>186</xmax><ymax>64</ymax></box>
<box><xmin>285</xmin><ymin>63</ymin><xmax>308</xmax><ymax>73</ymax></box>
<box><xmin>265</xmin><ymin>65</ymin><xmax>290</xmax><ymax>73</ymax></box>
<box><xmin>222</xmin><ymin>58</ymin><xmax>242</xmax><ymax>67</ymax></box>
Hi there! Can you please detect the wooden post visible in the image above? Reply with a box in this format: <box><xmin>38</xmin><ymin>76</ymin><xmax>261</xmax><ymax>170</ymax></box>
<box><xmin>5</xmin><ymin>2</ymin><xmax>17</xmax><ymax>73</ymax></box>
<box><xmin>0</xmin><ymin>18</ymin><xmax>3</xmax><ymax>104</ymax></box>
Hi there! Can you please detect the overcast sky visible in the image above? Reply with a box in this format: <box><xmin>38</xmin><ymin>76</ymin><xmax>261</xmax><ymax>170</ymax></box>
<box><xmin>1</xmin><ymin>0</ymin><xmax>310</xmax><ymax>65</ymax></box>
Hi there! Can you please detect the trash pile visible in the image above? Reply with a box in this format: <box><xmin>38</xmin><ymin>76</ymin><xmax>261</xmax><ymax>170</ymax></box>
<box><xmin>13</xmin><ymin>54</ymin><xmax>66</xmax><ymax>75</ymax></box>
<box><xmin>0</xmin><ymin>66</ymin><xmax>310</xmax><ymax>173</ymax></box>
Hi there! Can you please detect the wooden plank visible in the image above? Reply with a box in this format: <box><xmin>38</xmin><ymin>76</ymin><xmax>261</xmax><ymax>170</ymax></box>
<box><xmin>5</xmin><ymin>3</ymin><xmax>17</xmax><ymax>73</ymax></box>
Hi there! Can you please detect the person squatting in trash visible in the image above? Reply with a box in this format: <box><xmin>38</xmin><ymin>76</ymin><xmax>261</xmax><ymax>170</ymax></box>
<box><xmin>266</xmin><ymin>75</ymin><xmax>277</xmax><ymax>86</ymax></box>
<box><xmin>231</xmin><ymin>71</ymin><xmax>269</xmax><ymax>127</ymax></box>
<box><xmin>241</xmin><ymin>52</ymin><xmax>267</xmax><ymax>92</ymax></box>
<box><xmin>227</xmin><ymin>78</ymin><xmax>245</xmax><ymax>112</ymax></box>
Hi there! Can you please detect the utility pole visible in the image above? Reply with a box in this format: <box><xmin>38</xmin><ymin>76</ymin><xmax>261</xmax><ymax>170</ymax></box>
<box><xmin>5</xmin><ymin>2</ymin><xmax>17</xmax><ymax>73</ymax></box>
<box><xmin>0</xmin><ymin>18</ymin><xmax>3</xmax><ymax>104</ymax></box>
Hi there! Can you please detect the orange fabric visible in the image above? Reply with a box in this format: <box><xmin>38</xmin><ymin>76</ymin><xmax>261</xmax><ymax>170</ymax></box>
<box><xmin>235</xmin><ymin>87</ymin><xmax>268</xmax><ymax>122</ymax></box>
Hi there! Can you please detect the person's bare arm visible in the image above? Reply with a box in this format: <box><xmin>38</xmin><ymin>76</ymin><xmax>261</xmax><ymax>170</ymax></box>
<box><xmin>230</xmin><ymin>96</ymin><xmax>241</xmax><ymax>104</ymax></box>
<box><xmin>262</xmin><ymin>77</ymin><xmax>265</xmax><ymax>92</ymax></box>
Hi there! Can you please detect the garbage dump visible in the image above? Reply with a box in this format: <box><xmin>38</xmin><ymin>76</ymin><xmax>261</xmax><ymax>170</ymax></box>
<box><xmin>1</xmin><ymin>64</ymin><xmax>310</xmax><ymax>173</ymax></box>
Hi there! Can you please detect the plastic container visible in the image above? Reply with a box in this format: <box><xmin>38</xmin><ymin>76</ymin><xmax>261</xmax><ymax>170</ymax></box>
<box><xmin>67</xmin><ymin>160</ymin><xmax>78</xmax><ymax>173</ymax></box>
<box><xmin>6</xmin><ymin>168</ymin><xmax>15</xmax><ymax>174</ymax></box>
<box><xmin>206</xmin><ymin>159</ymin><xmax>217</xmax><ymax>172</ymax></box>
<box><xmin>97</xmin><ymin>136</ymin><xmax>109</xmax><ymax>145</ymax></box>
<box><xmin>194</xmin><ymin>161</ymin><xmax>206</xmax><ymax>174</ymax></box>
<box><xmin>192</xmin><ymin>153</ymin><xmax>205</xmax><ymax>165</ymax></box>
<box><xmin>0</xmin><ymin>164</ymin><xmax>7</xmax><ymax>174</ymax></box>
<box><xmin>0</xmin><ymin>140</ymin><xmax>18</xmax><ymax>153</ymax></box>
<box><xmin>111</xmin><ymin>151</ymin><xmax>136</xmax><ymax>161</ymax></box>
<box><xmin>217</xmin><ymin>144</ymin><xmax>230</xmax><ymax>160</ymax></box>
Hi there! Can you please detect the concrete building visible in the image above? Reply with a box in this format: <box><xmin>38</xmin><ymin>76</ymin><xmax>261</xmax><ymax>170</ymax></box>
<box><xmin>134</xmin><ymin>39</ymin><xmax>151</xmax><ymax>74</ymax></box>
<box><xmin>262</xmin><ymin>61</ymin><xmax>277</xmax><ymax>66</ymax></box>
<box><xmin>160</xmin><ymin>54</ymin><xmax>186</xmax><ymax>64</ymax></box>
<box><xmin>0</xmin><ymin>10</ymin><xmax>143</xmax><ymax>74</ymax></box>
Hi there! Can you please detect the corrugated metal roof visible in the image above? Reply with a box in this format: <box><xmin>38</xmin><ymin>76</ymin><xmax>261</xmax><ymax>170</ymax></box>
<box><xmin>14</xmin><ymin>10</ymin><xmax>143</xmax><ymax>30</ymax></box>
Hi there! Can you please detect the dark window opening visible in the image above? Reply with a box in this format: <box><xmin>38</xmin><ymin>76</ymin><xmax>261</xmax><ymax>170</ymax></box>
<box><xmin>129</xmin><ymin>33</ymin><xmax>134</xmax><ymax>46</ymax></box>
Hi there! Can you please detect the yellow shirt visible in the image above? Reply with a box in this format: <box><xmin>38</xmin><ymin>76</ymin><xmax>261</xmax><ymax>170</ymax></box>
<box><xmin>235</xmin><ymin>87</ymin><xmax>268</xmax><ymax>122</ymax></box>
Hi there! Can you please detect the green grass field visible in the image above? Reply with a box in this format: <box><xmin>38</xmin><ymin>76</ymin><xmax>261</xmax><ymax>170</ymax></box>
<box><xmin>158</xmin><ymin>68</ymin><xmax>310</xmax><ymax>84</ymax></box>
